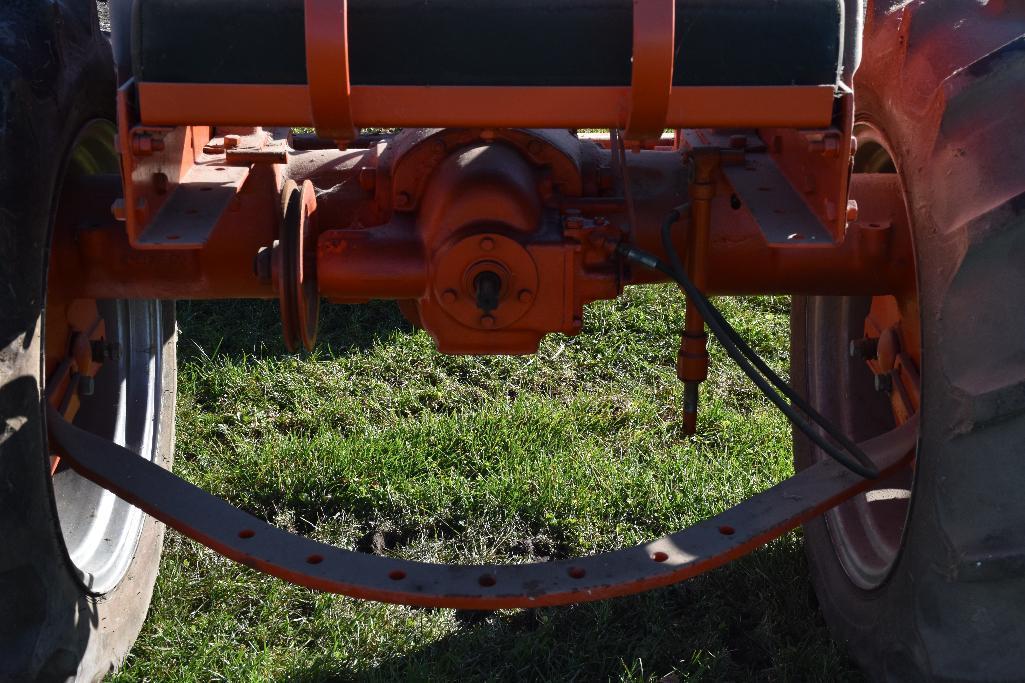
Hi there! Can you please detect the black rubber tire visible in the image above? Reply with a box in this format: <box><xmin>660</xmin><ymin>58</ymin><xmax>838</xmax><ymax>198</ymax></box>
<box><xmin>793</xmin><ymin>7</ymin><xmax>1025</xmax><ymax>681</ymax></box>
<box><xmin>0</xmin><ymin>2</ymin><xmax>176</xmax><ymax>680</ymax></box>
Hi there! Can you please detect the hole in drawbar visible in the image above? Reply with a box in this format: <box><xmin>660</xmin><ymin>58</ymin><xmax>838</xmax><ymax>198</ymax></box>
<box><xmin>388</xmin><ymin>570</ymin><xmax>406</xmax><ymax>581</ymax></box>
<box><xmin>237</xmin><ymin>529</ymin><xmax>255</xmax><ymax>539</ymax></box>
<box><xmin>478</xmin><ymin>574</ymin><xmax>496</xmax><ymax>587</ymax></box>
<box><xmin>306</xmin><ymin>554</ymin><xmax>324</xmax><ymax>565</ymax></box>
<box><xmin>568</xmin><ymin>567</ymin><xmax>586</xmax><ymax>579</ymax></box>
<box><xmin>652</xmin><ymin>551</ymin><xmax>669</xmax><ymax>563</ymax></box>
<box><xmin>719</xmin><ymin>525</ymin><xmax>736</xmax><ymax>536</ymax></box>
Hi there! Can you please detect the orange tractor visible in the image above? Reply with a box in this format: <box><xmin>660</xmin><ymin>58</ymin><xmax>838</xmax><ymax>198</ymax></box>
<box><xmin>1</xmin><ymin>0</ymin><xmax>1023</xmax><ymax>679</ymax></box>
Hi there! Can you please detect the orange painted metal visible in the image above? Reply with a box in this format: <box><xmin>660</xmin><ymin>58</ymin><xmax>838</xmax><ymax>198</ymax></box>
<box><xmin>59</xmin><ymin>139</ymin><xmax>908</xmax><ymax>309</ymax></box>
<box><xmin>49</xmin><ymin>400</ymin><xmax>919</xmax><ymax>609</ymax></box>
<box><xmin>624</xmin><ymin>0</ymin><xmax>675</xmax><ymax>142</ymax></box>
<box><xmin>136</xmin><ymin>82</ymin><xmax>837</xmax><ymax>130</ymax></box>
<box><xmin>678</xmin><ymin>150</ymin><xmax>717</xmax><ymax>433</ymax></box>
<box><xmin>116</xmin><ymin>80</ymin><xmax>215</xmax><ymax>249</ymax></box>
<box><xmin>304</xmin><ymin>0</ymin><xmax>357</xmax><ymax>143</ymax></box>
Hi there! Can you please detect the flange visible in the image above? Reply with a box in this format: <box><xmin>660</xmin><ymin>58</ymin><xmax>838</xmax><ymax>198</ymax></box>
<box><xmin>275</xmin><ymin>179</ymin><xmax>320</xmax><ymax>352</ymax></box>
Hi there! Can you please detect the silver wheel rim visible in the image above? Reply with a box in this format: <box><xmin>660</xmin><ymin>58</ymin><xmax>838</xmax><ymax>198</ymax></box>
<box><xmin>48</xmin><ymin>120</ymin><xmax>165</xmax><ymax>594</ymax></box>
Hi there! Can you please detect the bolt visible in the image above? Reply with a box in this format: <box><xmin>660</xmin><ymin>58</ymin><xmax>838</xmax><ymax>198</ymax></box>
<box><xmin>131</xmin><ymin>133</ymin><xmax>165</xmax><ymax>156</ymax></box>
<box><xmin>254</xmin><ymin>246</ymin><xmax>273</xmax><ymax>284</ymax></box>
<box><xmin>152</xmin><ymin>172</ymin><xmax>169</xmax><ymax>195</ymax></box>
<box><xmin>479</xmin><ymin>237</ymin><xmax>495</xmax><ymax>252</ymax></box>
<box><xmin>77</xmin><ymin>374</ymin><xmax>95</xmax><ymax>397</ymax></box>
<box><xmin>877</xmin><ymin>369</ymin><xmax>893</xmax><ymax>391</ymax></box>
<box><xmin>111</xmin><ymin>198</ymin><xmax>127</xmax><ymax>222</ymax></box>
<box><xmin>517</xmin><ymin>289</ymin><xmax>534</xmax><ymax>304</ymax></box>
<box><xmin>441</xmin><ymin>289</ymin><xmax>458</xmax><ymax>304</ymax></box>
<box><xmin>846</xmin><ymin>200</ymin><xmax>859</xmax><ymax>222</ymax></box>
<box><xmin>480</xmin><ymin>314</ymin><xmax>496</xmax><ymax>328</ymax></box>
<box><xmin>358</xmin><ymin>167</ymin><xmax>377</xmax><ymax>192</ymax></box>
<box><xmin>395</xmin><ymin>191</ymin><xmax>412</xmax><ymax>209</ymax></box>
<box><xmin>223</xmin><ymin>134</ymin><xmax>241</xmax><ymax>150</ymax></box>
<box><xmin>849</xmin><ymin>337</ymin><xmax>879</xmax><ymax>360</ymax></box>
<box><xmin>91</xmin><ymin>340</ymin><xmax>122</xmax><ymax>363</ymax></box>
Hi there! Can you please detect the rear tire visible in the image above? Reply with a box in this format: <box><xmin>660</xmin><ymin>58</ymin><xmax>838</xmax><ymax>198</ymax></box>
<box><xmin>0</xmin><ymin>2</ymin><xmax>176</xmax><ymax>680</ymax></box>
<box><xmin>794</xmin><ymin>7</ymin><xmax>1025</xmax><ymax>680</ymax></box>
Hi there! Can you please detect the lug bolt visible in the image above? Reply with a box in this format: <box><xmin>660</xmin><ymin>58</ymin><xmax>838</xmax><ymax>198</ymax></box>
<box><xmin>479</xmin><ymin>237</ymin><xmax>495</xmax><ymax>252</ymax></box>
<box><xmin>849</xmin><ymin>336</ymin><xmax>878</xmax><ymax>360</ymax></box>
<box><xmin>441</xmin><ymin>289</ymin><xmax>458</xmax><ymax>304</ymax></box>
<box><xmin>77</xmin><ymin>374</ymin><xmax>95</xmax><ymax>397</ymax></box>
<box><xmin>517</xmin><ymin>289</ymin><xmax>534</xmax><ymax>304</ymax></box>
<box><xmin>480</xmin><ymin>315</ymin><xmax>496</xmax><ymax>329</ymax></box>
<box><xmin>874</xmin><ymin>372</ymin><xmax>893</xmax><ymax>393</ymax></box>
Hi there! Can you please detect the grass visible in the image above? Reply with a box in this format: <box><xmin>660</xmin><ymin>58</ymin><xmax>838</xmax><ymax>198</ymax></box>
<box><xmin>109</xmin><ymin>288</ymin><xmax>861</xmax><ymax>681</ymax></box>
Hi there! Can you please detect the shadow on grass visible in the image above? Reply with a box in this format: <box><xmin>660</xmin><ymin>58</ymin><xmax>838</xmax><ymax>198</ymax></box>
<box><xmin>175</xmin><ymin>299</ymin><xmax>414</xmax><ymax>361</ymax></box>
<box><xmin>280</xmin><ymin>539</ymin><xmax>860</xmax><ymax>682</ymax></box>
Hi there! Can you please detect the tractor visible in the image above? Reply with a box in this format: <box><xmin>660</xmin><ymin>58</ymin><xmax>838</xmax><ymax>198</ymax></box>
<box><xmin>1</xmin><ymin>0</ymin><xmax>1024</xmax><ymax>679</ymax></box>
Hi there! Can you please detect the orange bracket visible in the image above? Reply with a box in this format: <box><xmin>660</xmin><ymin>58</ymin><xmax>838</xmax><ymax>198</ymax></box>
<box><xmin>624</xmin><ymin>0</ymin><xmax>675</xmax><ymax>141</ymax></box>
<box><xmin>305</xmin><ymin>0</ymin><xmax>357</xmax><ymax>144</ymax></box>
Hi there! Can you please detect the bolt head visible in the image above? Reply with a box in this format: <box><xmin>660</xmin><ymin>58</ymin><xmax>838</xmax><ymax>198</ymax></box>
<box><xmin>479</xmin><ymin>237</ymin><xmax>495</xmax><ymax>252</ymax></box>
<box><xmin>517</xmin><ymin>289</ymin><xmax>534</xmax><ymax>304</ymax></box>
<box><xmin>441</xmin><ymin>289</ymin><xmax>458</xmax><ymax>304</ymax></box>
<box><xmin>874</xmin><ymin>372</ymin><xmax>893</xmax><ymax>393</ymax></box>
<box><xmin>358</xmin><ymin>167</ymin><xmax>377</xmax><ymax>192</ymax></box>
<box><xmin>395</xmin><ymin>192</ymin><xmax>412</xmax><ymax>208</ymax></box>
<box><xmin>480</xmin><ymin>314</ymin><xmax>496</xmax><ymax>329</ymax></box>
<box><xmin>846</xmin><ymin>200</ymin><xmax>859</xmax><ymax>222</ymax></box>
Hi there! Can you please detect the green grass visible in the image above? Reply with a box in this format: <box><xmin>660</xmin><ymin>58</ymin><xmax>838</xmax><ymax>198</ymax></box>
<box><xmin>110</xmin><ymin>288</ymin><xmax>860</xmax><ymax>681</ymax></box>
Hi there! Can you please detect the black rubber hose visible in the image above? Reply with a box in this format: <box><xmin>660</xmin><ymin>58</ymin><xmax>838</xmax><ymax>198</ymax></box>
<box><xmin>618</xmin><ymin>208</ymin><xmax>880</xmax><ymax>478</ymax></box>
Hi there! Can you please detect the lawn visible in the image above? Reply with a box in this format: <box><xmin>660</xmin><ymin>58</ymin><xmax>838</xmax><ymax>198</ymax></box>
<box><xmin>110</xmin><ymin>288</ymin><xmax>861</xmax><ymax>681</ymax></box>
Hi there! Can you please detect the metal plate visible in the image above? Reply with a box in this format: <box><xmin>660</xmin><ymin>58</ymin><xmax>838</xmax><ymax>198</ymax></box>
<box><xmin>48</xmin><ymin>405</ymin><xmax>917</xmax><ymax>609</ymax></box>
<box><xmin>723</xmin><ymin>155</ymin><xmax>833</xmax><ymax>246</ymax></box>
<box><xmin>136</xmin><ymin>163</ymin><xmax>249</xmax><ymax>248</ymax></box>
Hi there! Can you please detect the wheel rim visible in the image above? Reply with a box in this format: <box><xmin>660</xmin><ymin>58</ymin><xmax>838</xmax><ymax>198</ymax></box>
<box><xmin>46</xmin><ymin>120</ymin><xmax>165</xmax><ymax>594</ymax></box>
<box><xmin>808</xmin><ymin>121</ymin><xmax>921</xmax><ymax>590</ymax></box>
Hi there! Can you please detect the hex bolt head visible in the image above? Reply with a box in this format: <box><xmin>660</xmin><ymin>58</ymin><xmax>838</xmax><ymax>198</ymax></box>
<box><xmin>441</xmin><ymin>289</ymin><xmax>458</xmax><ymax>304</ymax></box>
<box><xmin>480</xmin><ymin>314</ymin><xmax>496</xmax><ymax>329</ymax></box>
<box><xmin>517</xmin><ymin>289</ymin><xmax>534</xmax><ymax>304</ymax></box>
<box><xmin>479</xmin><ymin>237</ymin><xmax>495</xmax><ymax>252</ymax></box>
<box><xmin>874</xmin><ymin>372</ymin><xmax>893</xmax><ymax>393</ymax></box>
